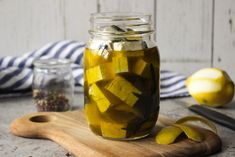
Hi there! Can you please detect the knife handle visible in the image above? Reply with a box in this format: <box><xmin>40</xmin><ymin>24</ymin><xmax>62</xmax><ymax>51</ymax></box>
<box><xmin>189</xmin><ymin>104</ymin><xmax>235</xmax><ymax>131</ymax></box>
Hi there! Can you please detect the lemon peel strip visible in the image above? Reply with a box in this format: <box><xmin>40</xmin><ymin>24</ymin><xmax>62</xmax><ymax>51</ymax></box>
<box><xmin>173</xmin><ymin>124</ymin><xmax>203</xmax><ymax>142</ymax></box>
<box><xmin>156</xmin><ymin>115</ymin><xmax>217</xmax><ymax>145</ymax></box>
<box><xmin>155</xmin><ymin>125</ymin><xmax>183</xmax><ymax>144</ymax></box>
<box><xmin>175</xmin><ymin>115</ymin><xmax>217</xmax><ymax>134</ymax></box>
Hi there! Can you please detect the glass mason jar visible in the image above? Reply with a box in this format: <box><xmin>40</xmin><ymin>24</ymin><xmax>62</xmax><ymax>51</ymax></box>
<box><xmin>84</xmin><ymin>13</ymin><xmax>160</xmax><ymax>140</ymax></box>
<box><xmin>33</xmin><ymin>59</ymin><xmax>74</xmax><ymax>112</ymax></box>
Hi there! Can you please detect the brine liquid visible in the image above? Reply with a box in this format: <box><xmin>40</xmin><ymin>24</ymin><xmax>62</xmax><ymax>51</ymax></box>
<box><xmin>84</xmin><ymin>46</ymin><xmax>160</xmax><ymax>140</ymax></box>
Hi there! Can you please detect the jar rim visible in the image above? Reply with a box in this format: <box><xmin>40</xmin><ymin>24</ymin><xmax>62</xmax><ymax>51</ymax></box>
<box><xmin>33</xmin><ymin>59</ymin><xmax>72</xmax><ymax>68</ymax></box>
<box><xmin>90</xmin><ymin>12</ymin><xmax>151</xmax><ymax>20</ymax></box>
<box><xmin>89</xmin><ymin>12</ymin><xmax>154</xmax><ymax>36</ymax></box>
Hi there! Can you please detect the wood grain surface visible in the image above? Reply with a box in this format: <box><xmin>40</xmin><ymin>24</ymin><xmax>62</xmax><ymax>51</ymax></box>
<box><xmin>1</xmin><ymin>0</ymin><xmax>235</xmax><ymax>80</ymax></box>
<box><xmin>156</xmin><ymin>0</ymin><xmax>213</xmax><ymax>75</ymax></box>
<box><xmin>10</xmin><ymin>110</ymin><xmax>221</xmax><ymax>157</ymax></box>
<box><xmin>213</xmin><ymin>0</ymin><xmax>235</xmax><ymax>82</ymax></box>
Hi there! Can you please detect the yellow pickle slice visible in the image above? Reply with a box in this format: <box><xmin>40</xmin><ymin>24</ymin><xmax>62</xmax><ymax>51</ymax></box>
<box><xmin>89</xmin><ymin>83</ymin><xmax>123</xmax><ymax>113</ymax></box>
<box><xmin>89</xmin><ymin>83</ymin><xmax>113</xmax><ymax>113</ymax></box>
<box><xmin>84</xmin><ymin>48</ymin><xmax>109</xmax><ymax>68</ymax></box>
<box><xmin>84</xmin><ymin>101</ymin><xmax>102</xmax><ymax>126</ymax></box>
<box><xmin>86</xmin><ymin>62</ymin><xmax>115</xmax><ymax>85</ymax></box>
<box><xmin>113</xmin><ymin>103</ymin><xmax>143</xmax><ymax>118</ymax></box>
<box><xmin>100</xmin><ymin>120</ymin><xmax>127</xmax><ymax>138</ymax></box>
<box><xmin>129</xmin><ymin>58</ymin><xmax>151</xmax><ymax>78</ymax></box>
<box><xmin>100</xmin><ymin>110</ymin><xmax>136</xmax><ymax>139</ymax></box>
<box><xmin>112</xmin><ymin>56</ymin><xmax>129</xmax><ymax>73</ymax></box>
<box><xmin>112</xmin><ymin>56</ymin><xmax>151</xmax><ymax>78</ymax></box>
<box><xmin>105</xmin><ymin>76</ymin><xmax>141</xmax><ymax>107</ymax></box>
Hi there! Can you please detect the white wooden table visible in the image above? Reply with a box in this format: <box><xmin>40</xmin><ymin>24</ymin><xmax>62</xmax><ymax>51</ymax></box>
<box><xmin>1</xmin><ymin>89</ymin><xmax>235</xmax><ymax>157</ymax></box>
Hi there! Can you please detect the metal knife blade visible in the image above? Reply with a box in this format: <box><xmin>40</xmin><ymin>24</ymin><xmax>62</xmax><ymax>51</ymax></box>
<box><xmin>188</xmin><ymin>104</ymin><xmax>235</xmax><ymax>131</ymax></box>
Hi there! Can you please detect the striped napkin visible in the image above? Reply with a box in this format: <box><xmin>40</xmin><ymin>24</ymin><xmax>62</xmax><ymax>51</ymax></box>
<box><xmin>0</xmin><ymin>40</ymin><xmax>189</xmax><ymax>98</ymax></box>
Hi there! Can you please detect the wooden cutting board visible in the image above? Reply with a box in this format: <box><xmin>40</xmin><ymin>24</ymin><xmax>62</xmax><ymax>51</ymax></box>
<box><xmin>10</xmin><ymin>110</ymin><xmax>221</xmax><ymax>157</ymax></box>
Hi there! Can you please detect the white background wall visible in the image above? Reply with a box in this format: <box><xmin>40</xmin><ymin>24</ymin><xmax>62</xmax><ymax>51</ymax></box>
<box><xmin>0</xmin><ymin>0</ymin><xmax>235</xmax><ymax>80</ymax></box>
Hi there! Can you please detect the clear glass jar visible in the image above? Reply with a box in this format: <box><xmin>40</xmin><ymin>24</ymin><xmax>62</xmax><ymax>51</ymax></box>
<box><xmin>84</xmin><ymin>13</ymin><xmax>160</xmax><ymax>140</ymax></box>
<box><xmin>33</xmin><ymin>59</ymin><xmax>74</xmax><ymax>112</ymax></box>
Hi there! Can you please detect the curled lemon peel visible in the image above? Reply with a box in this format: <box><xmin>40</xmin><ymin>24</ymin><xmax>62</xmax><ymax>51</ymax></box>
<box><xmin>156</xmin><ymin>125</ymin><xmax>183</xmax><ymax>144</ymax></box>
<box><xmin>156</xmin><ymin>115</ymin><xmax>217</xmax><ymax>145</ymax></box>
<box><xmin>173</xmin><ymin>124</ymin><xmax>203</xmax><ymax>142</ymax></box>
<box><xmin>175</xmin><ymin>115</ymin><xmax>217</xmax><ymax>134</ymax></box>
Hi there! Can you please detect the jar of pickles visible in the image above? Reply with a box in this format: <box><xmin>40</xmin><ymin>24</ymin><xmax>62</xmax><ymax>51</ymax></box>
<box><xmin>84</xmin><ymin>13</ymin><xmax>160</xmax><ymax>140</ymax></box>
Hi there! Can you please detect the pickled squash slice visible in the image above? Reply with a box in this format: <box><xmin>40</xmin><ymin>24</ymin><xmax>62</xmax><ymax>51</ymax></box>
<box><xmin>113</xmin><ymin>104</ymin><xmax>143</xmax><ymax>118</ymax></box>
<box><xmin>89</xmin><ymin>83</ymin><xmax>112</xmax><ymax>112</ymax></box>
<box><xmin>100</xmin><ymin>110</ymin><xmax>136</xmax><ymax>139</ymax></box>
<box><xmin>86</xmin><ymin>63</ymin><xmax>115</xmax><ymax>85</ymax></box>
<box><xmin>89</xmin><ymin>83</ymin><xmax>122</xmax><ymax>113</ymax></box>
<box><xmin>84</xmin><ymin>101</ymin><xmax>102</xmax><ymax>126</ymax></box>
<box><xmin>84</xmin><ymin>48</ymin><xmax>109</xmax><ymax>68</ymax></box>
<box><xmin>105</xmin><ymin>76</ymin><xmax>141</xmax><ymax>107</ymax></box>
<box><xmin>112</xmin><ymin>56</ymin><xmax>129</xmax><ymax>73</ymax></box>
<box><xmin>101</xmin><ymin>120</ymin><xmax>127</xmax><ymax>138</ymax></box>
<box><xmin>112</xmin><ymin>56</ymin><xmax>150</xmax><ymax>78</ymax></box>
<box><xmin>129</xmin><ymin>58</ymin><xmax>151</xmax><ymax>78</ymax></box>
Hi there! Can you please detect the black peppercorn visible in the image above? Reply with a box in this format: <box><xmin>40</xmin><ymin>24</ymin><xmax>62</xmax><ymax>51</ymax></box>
<box><xmin>33</xmin><ymin>89</ymin><xmax>70</xmax><ymax>112</ymax></box>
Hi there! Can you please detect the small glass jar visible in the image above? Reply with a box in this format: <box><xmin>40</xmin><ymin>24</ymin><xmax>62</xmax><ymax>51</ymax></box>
<box><xmin>84</xmin><ymin>13</ymin><xmax>160</xmax><ymax>140</ymax></box>
<box><xmin>32</xmin><ymin>59</ymin><xmax>74</xmax><ymax>112</ymax></box>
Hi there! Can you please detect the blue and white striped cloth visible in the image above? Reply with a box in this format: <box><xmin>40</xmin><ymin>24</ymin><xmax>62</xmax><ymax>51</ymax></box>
<box><xmin>0</xmin><ymin>40</ymin><xmax>189</xmax><ymax>98</ymax></box>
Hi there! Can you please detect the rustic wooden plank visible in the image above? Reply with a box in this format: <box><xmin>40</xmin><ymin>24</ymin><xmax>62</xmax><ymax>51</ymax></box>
<box><xmin>99</xmin><ymin>0</ymin><xmax>155</xmax><ymax>17</ymax></box>
<box><xmin>10</xmin><ymin>110</ymin><xmax>221</xmax><ymax>157</ymax></box>
<box><xmin>156</xmin><ymin>0</ymin><xmax>213</xmax><ymax>74</ymax></box>
<box><xmin>213</xmin><ymin>0</ymin><xmax>235</xmax><ymax>81</ymax></box>
<box><xmin>64</xmin><ymin>0</ymin><xmax>97</xmax><ymax>42</ymax></box>
<box><xmin>98</xmin><ymin>0</ymin><xmax>155</xmax><ymax>30</ymax></box>
<box><xmin>0</xmin><ymin>0</ymin><xmax>65</xmax><ymax>56</ymax></box>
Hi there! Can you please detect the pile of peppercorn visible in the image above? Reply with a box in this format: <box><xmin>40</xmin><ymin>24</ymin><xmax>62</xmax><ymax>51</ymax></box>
<box><xmin>33</xmin><ymin>89</ymin><xmax>70</xmax><ymax>112</ymax></box>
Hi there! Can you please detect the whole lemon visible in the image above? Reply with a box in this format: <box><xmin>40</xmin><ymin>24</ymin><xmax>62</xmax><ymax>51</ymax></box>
<box><xmin>186</xmin><ymin>68</ymin><xmax>234</xmax><ymax>107</ymax></box>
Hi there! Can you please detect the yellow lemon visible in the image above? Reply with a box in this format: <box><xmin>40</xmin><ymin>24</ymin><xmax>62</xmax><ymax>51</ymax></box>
<box><xmin>186</xmin><ymin>68</ymin><xmax>234</xmax><ymax>107</ymax></box>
